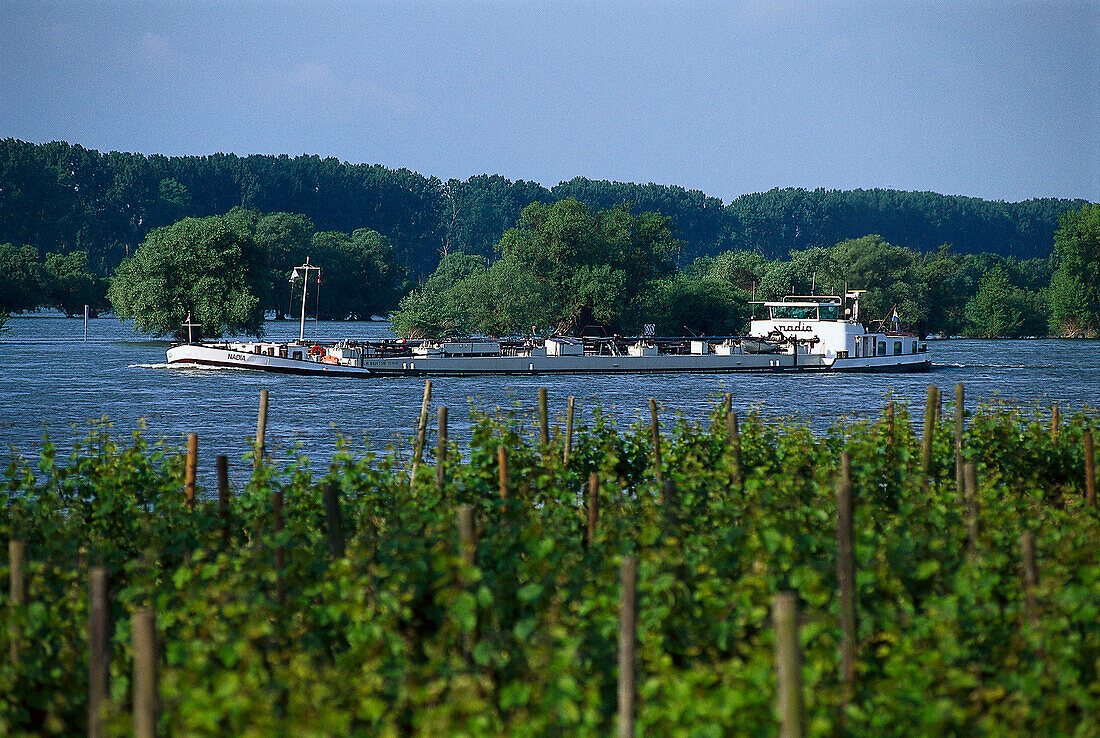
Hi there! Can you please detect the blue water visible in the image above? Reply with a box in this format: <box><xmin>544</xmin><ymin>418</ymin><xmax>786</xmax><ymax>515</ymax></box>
<box><xmin>2</xmin><ymin>315</ymin><xmax>1097</xmax><ymax>487</ymax></box>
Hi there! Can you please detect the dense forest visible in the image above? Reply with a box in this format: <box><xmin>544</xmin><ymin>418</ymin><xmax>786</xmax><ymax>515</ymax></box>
<box><xmin>1</xmin><ymin>139</ymin><xmax>1096</xmax><ymax>339</ymax></box>
<box><xmin>0</xmin><ymin>139</ymin><xmax>1088</xmax><ymax>278</ymax></box>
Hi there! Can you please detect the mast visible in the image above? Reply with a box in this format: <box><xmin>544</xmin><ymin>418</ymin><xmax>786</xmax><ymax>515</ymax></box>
<box><xmin>290</xmin><ymin>257</ymin><xmax>322</xmax><ymax>342</ymax></box>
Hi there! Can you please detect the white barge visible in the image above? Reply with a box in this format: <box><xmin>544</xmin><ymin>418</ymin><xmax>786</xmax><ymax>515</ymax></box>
<box><xmin>166</xmin><ymin>294</ymin><xmax>931</xmax><ymax>376</ymax></box>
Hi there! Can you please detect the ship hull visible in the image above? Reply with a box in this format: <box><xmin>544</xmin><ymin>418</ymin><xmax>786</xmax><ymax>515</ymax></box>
<box><xmin>166</xmin><ymin>343</ymin><xmax>932</xmax><ymax>376</ymax></box>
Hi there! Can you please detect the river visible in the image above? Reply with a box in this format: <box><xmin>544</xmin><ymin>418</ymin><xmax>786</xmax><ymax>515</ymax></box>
<box><xmin>2</xmin><ymin>315</ymin><xmax>1097</xmax><ymax>487</ymax></box>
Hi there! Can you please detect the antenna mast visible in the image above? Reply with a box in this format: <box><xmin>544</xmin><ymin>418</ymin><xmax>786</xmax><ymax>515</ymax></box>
<box><xmin>290</xmin><ymin>257</ymin><xmax>322</xmax><ymax>342</ymax></box>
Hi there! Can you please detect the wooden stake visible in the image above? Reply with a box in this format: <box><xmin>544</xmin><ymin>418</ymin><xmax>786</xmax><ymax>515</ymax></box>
<box><xmin>1020</xmin><ymin>532</ymin><xmax>1039</xmax><ymax>630</ymax></box>
<box><xmin>955</xmin><ymin>384</ymin><xmax>964</xmax><ymax>497</ymax></box>
<box><xmin>216</xmin><ymin>455</ymin><xmax>230</xmax><ymax>545</ymax></box>
<box><xmin>457</xmin><ymin>505</ymin><xmax>476</xmax><ymax>568</ymax></box>
<box><xmin>132</xmin><ymin>609</ymin><xmax>157</xmax><ymax>738</ymax></box>
<box><xmin>323</xmin><ymin>482</ymin><xmax>345</xmax><ymax>559</ymax></box>
<box><xmin>773</xmin><ymin>591</ymin><xmax>804</xmax><ymax>738</ymax></box>
<box><xmin>436</xmin><ymin>406</ymin><xmax>448</xmax><ymax>491</ymax></box>
<box><xmin>963</xmin><ymin>461</ymin><xmax>980</xmax><ymax>554</ymax></box>
<box><xmin>539</xmin><ymin>388</ymin><xmax>550</xmax><ymax>451</ymax></box>
<box><xmin>650</xmin><ymin>398</ymin><xmax>663</xmax><ymax>483</ymax></box>
<box><xmin>184</xmin><ymin>433</ymin><xmax>198</xmax><ymax>509</ymax></box>
<box><xmin>273</xmin><ymin>489</ymin><xmax>285</xmax><ymax>604</ymax></box>
<box><xmin>498</xmin><ymin>445</ymin><xmax>509</xmax><ymax>501</ymax></box>
<box><xmin>587</xmin><ymin>473</ymin><xmax>599</xmax><ymax>547</ymax></box>
<box><xmin>410</xmin><ymin>380</ymin><xmax>433</xmax><ymax>486</ymax></box>
<box><xmin>921</xmin><ymin>385</ymin><xmax>936</xmax><ymax>475</ymax></box>
<box><xmin>88</xmin><ymin>567</ymin><xmax>110</xmax><ymax>738</ymax></box>
<box><xmin>9</xmin><ymin>539</ymin><xmax>25</xmax><ymax>665</ymax></box>
<box><xmin>886</xmin><ymin>400</ymin><xmax>896</xmax><ymax>452</ymax></box>
<box><xmin>726</xmin><ymin>410</ymin><xmax>742</xmax><ymax>490</ymax></box>
<box><xmin>1084</xmin><ymin>430</ymin><xmax>1095</xmax><ymax>507</ymax></box>
<box><xmin>1051</xmin><ymin>404</ymin><xmax>1060</xmax><ymax>446</ymax></box>
<box><xmin>836</xmin><ymin>452</ymin><xmax>856</xmax><ymax>694</ymax></box>
<box><xmin>564</xmin><ymin>396</ymin><xmax>575</xmax><ymax>464</ymax></box>
<box><xmin>414</xmin><ymin>380</ymin><xmax>433</xmax><ymax>461</ymax></box>
<box><xmin>618</xmin><ymin>556</ymin><xmax>637</xmax><ymax>738</ymax></box>
<box><xmin>254</xmin><ymin>388</ymin><xmax>269</xmax><ymax>470</ymax></box>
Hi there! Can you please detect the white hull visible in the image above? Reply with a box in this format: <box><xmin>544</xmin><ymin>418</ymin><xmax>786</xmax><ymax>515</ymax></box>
<box><xmin>166</xmin><ymin>342</ymin><xmax>931</xmax><ymax>376</ymax></box>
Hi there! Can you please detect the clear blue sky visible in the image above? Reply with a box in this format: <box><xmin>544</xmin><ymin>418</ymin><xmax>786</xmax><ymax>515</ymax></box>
<box><xmin>3</xmin><ymin>1</ymin><xmax>1097</xmax><ymax>203</ymax></box>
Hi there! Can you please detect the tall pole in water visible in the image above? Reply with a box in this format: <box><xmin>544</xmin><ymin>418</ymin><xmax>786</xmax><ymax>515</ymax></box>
<box><xmin>291</xmin><ymin>257</ymin><xmax>321</xmax><ymax>342</ymax></box>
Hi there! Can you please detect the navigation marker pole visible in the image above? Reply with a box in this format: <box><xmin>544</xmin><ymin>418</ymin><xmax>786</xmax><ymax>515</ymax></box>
<box><xmin>84</xmin><ymin>304</ymin><xmax>89</xmax><ymax>342</ymax></box>
<box><xmin>289</xmin><ymin>257</ymin><xmax>322</xmax><ymax>342</ymax></box>
<box><xmin>181</xmin><ymin>312</ymin><xmax>201</xmax><ymax>344</ymax></box>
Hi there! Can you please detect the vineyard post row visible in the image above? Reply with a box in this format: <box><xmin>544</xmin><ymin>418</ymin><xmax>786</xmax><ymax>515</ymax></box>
<box><xmin>4</xmin><ymin>382</ymin><xmax>1098</xmax><ymax>735</ymax></box>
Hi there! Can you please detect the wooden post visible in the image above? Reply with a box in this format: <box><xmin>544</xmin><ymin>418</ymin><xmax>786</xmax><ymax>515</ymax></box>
<box><xmin>254</xmin><ymin>388</ymin><xmax>269</xmax><ymax>470</ymax></box>
<box><xmin>498</xmin><ymin>446</ymin><xmax>509</xmax><ymax>501</ymax></box>
<box><xmin>1051</xmin><ymin>404</ymin><xmax>1060</xmax><ymax>446</ymax></box>
<box><xmin>436</xmin><ymin>406</ymin><xmax>448</xmax><ymax>491</ymax></box>
<box><xmin>921</xmin><ymin>385</ymin><xmax>936</xmax><ymax>475</ymax></box>
<box><xmin>618</xmin><ymin>556</ymin><xmax>637</xmax><ymax>738</ymax></box>
<box><xmin>886</xmin><ymin>401</ymin><xmax>895</xmax><ymax>452</ymax></box>
<box><xmin>1020</xmin><ymin>532</ymin><xmax>1039</xmax><ymax>630</ymax></box>
<box><xmin>184</xmin><ymin>433</ymin><xmax>198</xmax><ymax>509</ymax></box>
<box><xmin>934</xmin><ymin>385</ymin><xmax>942</xmax><ymax>425</ymax></box>
<box><xmin>564</xmin><ymin>396</ymin><xmax>575</xmax><ymax>464</ymax></box>
<box><xmin>836</xmin><ymin>452</ymin><xmax>856</xmax><ymax>694</ymax></box>
<box><xmin>409</xmin><ymin>381</ymin><xmax>433</xmax><ymax>486</ymax></box>
<box><xmin>954</xmin><ymin>384</ymin><xmax>964</xmax><ymax>497</ymax></box>
<box><xmin>724</xmin><ymin>391</ymin><xmax>732</xmax><ymax>417</ymax></box>
<box><xmin>323</xmin><ymin>482</ymin><xmax>345</xmax><ymax>559</ymax></box>
<box><xmin>414</xmin><ymin>380</ymin><xmax>433</xmax><ymax>461</ymax></box>
<box><xmin>726</xmin><ymin>410</ymin><xmax>742</xmax><ymax>490</ymax></box>
<box><xmin>773</xmin><ymin>591</ymin><xmax>804</xmax><ymax>738</ymax></box>
<box><xmin>216</xmin><ymin>455</ymin><xmax>230</xmax><ymax>545</ymax></box>
<box><xmin>457</xmin><ymin>505</ymin><xmax>476</xmax><ymax>568</ymax></box>
<box><xmin>539</xmin><ymin>388</ymin><xmax>550</xmax><ymax>451</ymax></box>
<box><xmin>1084</xmin><ymin>430</ymin><xmax>1095</xmax><ymax>507</ymax></box>
<box><xmin>963</xmin><ymin>461</ymin><xmax>980</xmax><ymax>554</ymax></box>
<box><xmin>88</xmin><ymin>567</ymin><xmax>110</xmax><ymax>738</ymax></box>
<box><xmin>9</xmin><ymin>539</ymin><xmax>25</xmax><ymax>665</ymax></box>
<box><xmin>272</xmin><ymin>489</ymin><xmax>285</xmax><ymax>604</ymax></box>
<box><xmin>132</xmin><ymin>608</ymin><xmax>157</xmax><ymax>738</ymax></box>
<box><xmin>650</xmin><ymin>398</ymin><xmax>663</xmax><ymax>483</ymax></box>
<box><xmin>587</xmin><ymin>473</ymin><xmax>599</xmax><ymax>547</ymax></box>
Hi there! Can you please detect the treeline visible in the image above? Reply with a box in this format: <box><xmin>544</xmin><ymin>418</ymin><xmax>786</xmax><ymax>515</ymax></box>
<box><xmin>1</xmin><ymin>139</ymin><xmax>1089</xmax><ymax>280</ymax></box>
<box><xmin>0</xmin><ymin>244</ymin><xmax>107</xmax><ymax>316</ymax></box>
<box><xmin>107</xmin><ymin>209</ymin><xmax>405</xmax><ymax>338</ymax></box>
<box><xmin>393</xmin><ymin>200</ymin><xmax>1100</xmax><ymax>339</ymax></box>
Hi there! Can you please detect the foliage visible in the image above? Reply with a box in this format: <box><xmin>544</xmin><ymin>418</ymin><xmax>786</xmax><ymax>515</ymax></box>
<box><xmin>42</xmin><ymin>251</ymin><xmax>108</xmax><ymax>317</ymax></box>
<box><xmin>1</xmin><ymin>399</ymin><xmax>1097</xmax><ymax>735</ymax></box>
<box><xmin>1049</xmin><ymin>203</ymin><xmax>1100</xmax><ymax>336</ymax></box>
<box><xmin>108</xmin><ymin>215</ymin><xmax>265</xmax><ymax>339</ymax></box>
<box><xmin>963</xmin><ymin>266</ymin><xmax>1049</xmax><ymax>338</ymax></box>
<box><xmin>392</xmin><ymin>199</ymin><xmax>681</xmax><ymax>338</ymax></box>
<box><xmin>0</xmin><ymin>243</ymin><xmax>47</xmax><ymax>313</ymax></box>
<box><xmin>0</xmin><ymin>140</ymin><xmax>1086</xmax><ymax>283</ymax></box>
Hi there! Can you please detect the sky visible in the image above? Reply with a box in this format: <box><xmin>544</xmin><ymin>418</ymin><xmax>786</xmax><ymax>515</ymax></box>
<box><xmin>2</xmin><ymin>1</ymin><xmax>1097</xmax><ymax>204</ymax></box>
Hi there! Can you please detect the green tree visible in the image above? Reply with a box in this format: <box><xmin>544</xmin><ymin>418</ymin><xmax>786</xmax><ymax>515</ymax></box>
<box><xmin>42</xmin><ymin>251</ymin><xmax>108</xmax><ymax>316</ymax></box>
<box><xmin>108</xmin><ymin>215</ymin><xmax>265</xmax><ymax>338</ymax></box>
<box><xmin>964</xmin><ymin>265</ymin><xmax>1048</xmax><ymax>338</ymax></box>
<box><xmin>310</xmin><ymin>228</ymin><xmax>406</xmax><ymax>319</ymax></box>
<box><xmin>0</xmin><ymin>242</ymin><xmax>47</xmax><ymax>312</ymax></box>
<box><xmin>1049</xmin><ymin>204</ymin><xmax>1100</xmax><ymax>336</ymax></box>
<box><xmin>389</xmin><ymin>253</ymin><xmax>487</xmax><ymax>338</ymax></box>
<box><xmin>632</xmin><ymin>275</ymin><xmax>749</xmax><ymax>335</ymax></box>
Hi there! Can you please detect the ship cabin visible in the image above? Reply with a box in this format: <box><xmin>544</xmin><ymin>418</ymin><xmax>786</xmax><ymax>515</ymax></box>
<box><xmin>750</xmin><ymin>295</ymin><xmax>926</xmax><ymax>360</ymax></box>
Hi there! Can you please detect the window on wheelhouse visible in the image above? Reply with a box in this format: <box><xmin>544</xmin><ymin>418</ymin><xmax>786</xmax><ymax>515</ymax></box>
<box><xmin>770</xmin><ymin>305</ymin><xmax>818</xmax><ymax>320</ymax></box>
<box><xmin>893</xmin><ymin>341</ymin><xmax>902</xmax><ymax>355</ymax></box>
<box><xmin>818</xmin><ymin>304</ymin><xmax>839</xmax><ymax>321</ymax></box>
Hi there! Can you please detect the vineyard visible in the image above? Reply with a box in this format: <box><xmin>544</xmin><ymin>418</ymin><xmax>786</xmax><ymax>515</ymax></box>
<box><xmin>1</xmin><ymin>386</ymin><xmax>1098</xmax><ymax>736</ymax></box>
